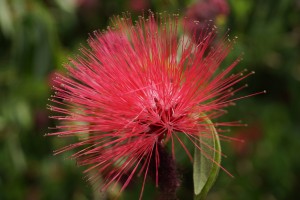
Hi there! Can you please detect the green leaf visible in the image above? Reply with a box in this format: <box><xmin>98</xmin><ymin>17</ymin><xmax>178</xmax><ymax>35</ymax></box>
<box><xmin>193</xmin><ymin>116</ymin><xmax>221</xmax><ymax>200</ymax></box>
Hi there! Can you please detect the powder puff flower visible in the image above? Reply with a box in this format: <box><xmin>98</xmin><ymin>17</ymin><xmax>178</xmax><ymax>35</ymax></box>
<box><xmin>48</xmin><ymin>12</ymin><xmax>260</xmax><ymax>199</ymax></box>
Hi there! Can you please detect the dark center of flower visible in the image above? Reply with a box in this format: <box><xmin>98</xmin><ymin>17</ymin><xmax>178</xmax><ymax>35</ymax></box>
<box><xmin>139</xmin><ymin>98</ymin><xmax>184</xmax><ymax>142</ymax></box>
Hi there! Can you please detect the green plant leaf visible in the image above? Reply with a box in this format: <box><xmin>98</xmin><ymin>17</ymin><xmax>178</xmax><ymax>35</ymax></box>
<box><xmin>193</xmin><ymin>116</ymin><xmax>221</xmax><ymax>200</ymax></box>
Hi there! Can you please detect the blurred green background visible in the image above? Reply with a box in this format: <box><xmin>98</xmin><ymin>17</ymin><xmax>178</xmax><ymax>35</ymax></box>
<box><xmin>0</xmin><ymin>0</ymin><xmax>299</xmax><ymax>199</ymax></box>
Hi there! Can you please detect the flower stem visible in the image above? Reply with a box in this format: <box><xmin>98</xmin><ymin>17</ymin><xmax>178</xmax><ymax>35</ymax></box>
<box><xmin>149</xmin><ymin>143</ymin><xmax>181</xmax><ymax>200</ymax></box>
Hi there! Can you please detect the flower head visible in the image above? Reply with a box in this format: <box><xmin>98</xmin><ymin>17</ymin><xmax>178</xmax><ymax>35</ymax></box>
<box><xmin>48</xmin><ymin>12</ymin><xmax>256</xmax><ymax>199</ymax></box>
<box><xmin>185</xmin><ymin>0</ymin><xmax>230</xmax><ymax>40</ymax></box>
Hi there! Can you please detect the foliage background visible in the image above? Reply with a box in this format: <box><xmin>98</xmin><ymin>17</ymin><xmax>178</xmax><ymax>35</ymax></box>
<box><xmin>0</xmin><ymin>0</ymin><xmax>299</xmax><ymax>199</ymax></box>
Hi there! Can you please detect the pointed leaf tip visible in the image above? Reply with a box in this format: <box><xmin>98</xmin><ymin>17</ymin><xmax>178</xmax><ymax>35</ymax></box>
<box><xmin>193</xmin><ymin>115</ymin><xmax>221</xmax><ymax>200</ymax></box>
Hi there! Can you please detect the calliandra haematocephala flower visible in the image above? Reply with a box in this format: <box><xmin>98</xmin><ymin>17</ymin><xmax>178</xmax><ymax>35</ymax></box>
<box><xmin>47</xmin><ymin>12</ymin><xmax>263</xmax><ymax>199</ymax></box>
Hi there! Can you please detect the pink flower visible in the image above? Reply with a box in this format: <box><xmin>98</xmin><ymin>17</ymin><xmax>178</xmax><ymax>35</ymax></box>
<box><xmin>76</xmin><ymin>0</ymin><xmax>99</xmax><ymax>8</ymax></box>
<box><xmin>232</xmin><ymin>122</ymin><xmax>263</xmax><ymax>155</ymax></box>
<box><xmin>185</xmin><ymin>0</ymin><xmax>230</xmax><ymax>40</ymax></box>
<box><xmin>48</xmin><ymin>13</ymin><xmax>257</xmax><ymax>199</ymax></box>
<box><xmin>129</xmin><ymin>0</ymin><xmax>150</xmax><ymax>11</ymax></box>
